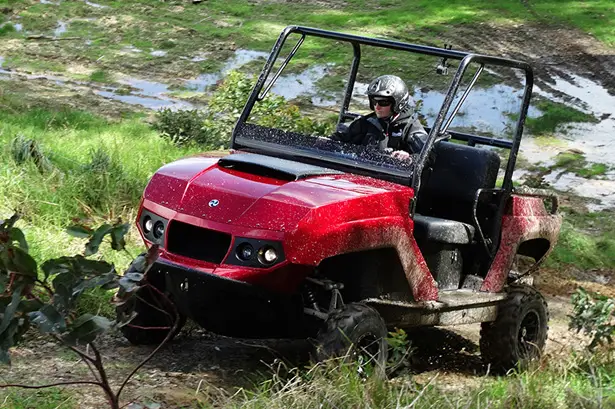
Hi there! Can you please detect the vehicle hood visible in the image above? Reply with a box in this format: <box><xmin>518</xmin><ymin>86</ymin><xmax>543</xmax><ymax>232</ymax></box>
<box><xmin>144</xmin><ymin>155</ymin><xmax>412</xmax><ymax>232</ymax></box>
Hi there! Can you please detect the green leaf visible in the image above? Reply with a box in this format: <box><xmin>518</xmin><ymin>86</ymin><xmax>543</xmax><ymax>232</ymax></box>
<box><xmin>52</xmin><ymin>272</ymin><xmax>78</xmax><ymax>310</ymax></box>
<box><xmin>4</xmin><ymin>247</ymin><xmax>37</xmax><ymax>278</ymax></box>
<box><xmin>119</xmin><ymin>272</ymin><xmax>144</xmax><ymax>294</ymax></box>
<box><xmin>73</xmin><ymin>272</ymin><xmax>118</xmax><ymax>294</ymax></box>
<box><xmin>43</xmin><ymin>256</ymin><xmax>114</xmax><ymax>280</ymax></box>
<box><xmin>63</xmin><ymin>314</ymin><xmax>111</xmax><ymax>345</ymax></box>
<box><xmin>85</xmin><ymin>224</ymin><xmax>113</xmax><ymax>256</ymax></box>
<box><xmin>29</xmin><ymin>304</ymin><xmax>66</xmax><ymax>334</ymax></box>
<box><xmin>0</xmin><ymin>286</ymin><xmax>23</xmax><ymax>336</ymax></box>
<box><xmin>66</xmin><ymin>225</ymin><xmax>93</xmax><ymax>239</ymax></box>
<box><xmin>8</xmin><ymin>228</ymin><xmax>28</xmax><ymax>252</ymax></box>
<box><xmin>110</xmin><ymin>223</ymin><xmax>130</xmax><ymax>251</ymax></box>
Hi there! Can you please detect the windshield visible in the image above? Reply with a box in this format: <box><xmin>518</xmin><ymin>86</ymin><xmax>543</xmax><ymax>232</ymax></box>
<box><xmin>233</xmin><ymin>28</ymin><xmax>531</xmax><ymax>185</ymax></box>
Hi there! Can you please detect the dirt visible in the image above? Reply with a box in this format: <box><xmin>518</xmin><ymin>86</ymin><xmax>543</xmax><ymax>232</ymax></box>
<box><xmin>444</xmin><ymin>21</ymin><xmax>615</xmax><ymax>96</ymax></box>
<box><xmin>0</xmin><ymin>274</ymin><xmax>604</xmax><ymax>408</ymax></box>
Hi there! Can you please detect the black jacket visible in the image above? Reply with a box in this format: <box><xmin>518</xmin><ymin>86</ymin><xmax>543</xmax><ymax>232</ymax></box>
<box><xmin>332</xmin><ymin>110</ymin><xmax>428</xmax><ymax>154</ymax></box>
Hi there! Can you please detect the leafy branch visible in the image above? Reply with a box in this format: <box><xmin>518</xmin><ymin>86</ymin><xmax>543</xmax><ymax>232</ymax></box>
<box><xmin>569</xmin><ymin>287</ymin><xmax>615</xmax><ymax>351</ymax></box>
<box><xmin>0</xmin><ymin>215</ymin><xmax>179</xmax><ymax>408</ymax></box>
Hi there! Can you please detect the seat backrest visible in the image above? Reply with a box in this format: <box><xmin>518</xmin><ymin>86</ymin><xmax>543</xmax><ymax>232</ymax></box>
<box><xmin>415</xmin><ymin>141</ymin><xmax>501</xmax><ymax>225</ymax></box>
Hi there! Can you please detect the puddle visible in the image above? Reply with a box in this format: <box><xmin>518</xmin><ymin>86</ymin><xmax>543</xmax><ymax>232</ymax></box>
<box><xmin>271</xmin><ymin>65</ymin><xmax>331</xmax><ymax>101</ymax></box>
<box><xmin>119</xmin><ymin>45</ymin><xmax>142</xmax><ymax>54</ymax></box>
<box><xmin>84</xmin><ymin>0</ymin><xmax>107</xmax><ymax>8</ymax></box>
<box><xmin>0</xmin><ymin>22</ymin><xmax>23</xmax><ymax>32</ymax></box>
<box><xmin>416</xmin><ymin>85</ymin><xmax>542</xmax><ymax>136</ymax></box>
<box><xmin>544</xmin><ymin>172</ymin><xmax>615</xmax><ymax>211</ymax></box>
<box><xmin>94</xmin><ymin>78</ymin><xmax>197</xmax><ymax>110</ymax></box>
<box><xmin>54</xmin><ymin>21</ymin><xmax>68</xmax><ymax>37</ymax></box>
<box><xmin>150</xmin><ymin>50</ymin><xmax>167</xmax><ymax>57</ymax></box>
<box><xmin>186</xmin><ymin>49</ymin><xmax>269</xmax><ymax>92</ymax></box>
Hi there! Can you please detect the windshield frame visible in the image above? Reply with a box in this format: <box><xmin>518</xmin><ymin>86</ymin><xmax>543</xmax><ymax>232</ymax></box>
<box><xmin>231</xmin><ymin>26</ymin><xmax>533</xmax><ymax>195</ymax></box>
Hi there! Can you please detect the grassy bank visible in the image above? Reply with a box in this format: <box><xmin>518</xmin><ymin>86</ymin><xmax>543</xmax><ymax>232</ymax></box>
<box><xmin>210</xmin><ymin>353</ymin><xmax>615</xmax><ymax>409</ymax></box>
<box><xmin>0</xmin><ymin>94</ymin><xmax>200</xmax><ymax>267</ymax></box>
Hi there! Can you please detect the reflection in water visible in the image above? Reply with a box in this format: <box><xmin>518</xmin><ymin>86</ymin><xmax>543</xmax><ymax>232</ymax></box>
<box><xmin>54</xmin><ymin>21</ymin><xmax>67</xmax><ymax>37</ymax></box>
<box><xmin>186</xmin><ymin>50</ymin><xmax>270</xmax><ymax>91</ymax></box>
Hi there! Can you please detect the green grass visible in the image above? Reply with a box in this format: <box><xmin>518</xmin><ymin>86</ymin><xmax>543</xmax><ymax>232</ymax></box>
<box><xmin>89</xmin><ymin>69</ymin><xmax>113</xmax><ymax>83</ymax></box>
<box><xmin>0</xmin><ymin>94</ymin><xmax>201</xmax><ymax>268</ymax></box>
<box><xmin>547</xmin><ymin>208</ymin><xmax>615</xmax><ymax>270</ymax></box>
<box><xmin>0</xmin><ymin>387</ymin><xmax>76</xmax><ymax>409</ymax></box>
<box><xmin>192</xmin><ymin>353</ymin><xmax>615</xmax><ymax>408</ymax></box>
<box><xmin>526</xmin><ymin>100</ymin><xmax>598</xmax><ymax>136</ymax></box>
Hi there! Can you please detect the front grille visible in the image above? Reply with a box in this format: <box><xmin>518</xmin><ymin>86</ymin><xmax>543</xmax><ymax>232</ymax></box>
<box><xmin>167</xmin><ymin>220</ymin><xmax>232</xmax><ymax>264</ymax></box>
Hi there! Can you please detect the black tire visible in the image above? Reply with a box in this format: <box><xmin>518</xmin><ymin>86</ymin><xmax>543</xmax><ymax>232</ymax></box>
<box><xmin>117</xmin><ymin>284</ymin><xmax>186</xmax><ymax>345</ymax></box>
<box><xmin>315</xmin><ymin>303</ymin><xmax>388</xmax><ymax>377</ymax></box>
<box><xmin>480</xmin><ymin>285</ymin><xmax>549</xmax><ymax>373</ymax></box>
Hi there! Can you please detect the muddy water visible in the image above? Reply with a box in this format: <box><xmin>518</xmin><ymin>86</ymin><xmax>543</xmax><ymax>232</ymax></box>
<box><xmin>186</xmin><ymin>49</ymin><xmax>269</xmax><ymax>91</ymax></box>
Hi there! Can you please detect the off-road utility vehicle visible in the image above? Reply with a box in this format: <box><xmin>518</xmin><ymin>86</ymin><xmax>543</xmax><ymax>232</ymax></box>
<box><xmin>119</xmin><ymin>26</ymin><xmax>562</xmax><ymax>372</ymax></box>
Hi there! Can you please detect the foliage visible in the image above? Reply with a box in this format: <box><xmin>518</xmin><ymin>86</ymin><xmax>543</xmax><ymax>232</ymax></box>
<box><xmin>10</xmin><ymin>135</ymin><xmax>53</xmax><ymax>174</ymax></box>
<box><xmin>570</xmin><ymin>288</ymin><xmax>615</xmax><ymax>351</ymax></box>
<box><xmin>546</xmin><ymin>208</ymin><xmax>615</xmax><ymax>270</ymax></box>
<box><xmin>154</xmin><ymin>71</ymin><xmax>336</xmax><ymax>148</ymax></box>
<box><xmin>385</xmin><ymin>328</ymin><xmax>414</xmax><ymax>376</ymax></box>
<box><xmin>0</xmin><ymin>214</ymin><xmax>176</xmax><ymax>408</ymax></box>
<box><xmin>154</xmin><ymin>108</ymin><xmax>212</xmax><ymax>147</ymax></box>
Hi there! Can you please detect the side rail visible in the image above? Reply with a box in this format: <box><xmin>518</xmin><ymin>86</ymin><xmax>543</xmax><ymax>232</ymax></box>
<box><xmin>512</xmin><ymin>186</ymin><xmax>559</xmax><ymax>215</ymax></box>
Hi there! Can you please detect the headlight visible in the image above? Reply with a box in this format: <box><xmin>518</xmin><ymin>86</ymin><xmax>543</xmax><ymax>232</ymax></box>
<box><xmin>138</xmin><ymin>209</ymin><xmax>168</xmax><ymax>245</ymax></box>
<box><xmin>258</xmin><ymin>246</ymin><xmax>278</xmax><ymax>265</ymax></box>
<box><xmin>143</xmin><ymin>216</ymin><xmax>153</xmax><ymax>233</ymax></box>
<box><xmin>153</xmin><ymin>221</ymin><xmax>165</xmax><ymax>239</ymax></box>
<box><xmin>236</xmin><ymin>243</ymin><xmax>254</xmax><ymax>261</ymax></box>
<box><xmin>227</xmin><ymin>238</ymin><xmax>285</xmax><ymax>268</ymax></box>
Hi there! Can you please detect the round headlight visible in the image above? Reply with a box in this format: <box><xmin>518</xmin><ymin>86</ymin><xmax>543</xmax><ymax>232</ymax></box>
<box><xmin>143</xmin><ymin>216</ymin><xmax>153</xmax><ymax>233</ymax></box>
<box><xmin>259</xmin><ymin>247</ymin><xmax>278</xmax><ymax>265</ymax></box>
<box><xmin>153</xmin><ymin>221</ymin><xmax>165</xmax><ymax>239</ymax></box>
<box><xmin>236</xmin><ymin>243</ymin><xmax>254</xmax><ymax>261</ymax></box>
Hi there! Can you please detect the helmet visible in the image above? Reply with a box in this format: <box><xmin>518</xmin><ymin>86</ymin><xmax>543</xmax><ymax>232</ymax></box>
<box><xmin>366</xmin><ymin>75</ymin><xmax>411</xmax><ymax>114</ymax></box>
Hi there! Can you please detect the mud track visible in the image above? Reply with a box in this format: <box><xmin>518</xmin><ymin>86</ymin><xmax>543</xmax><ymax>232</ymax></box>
<box><xmin>445</xmin><ymin>22</ymin><xmax>615</xmax><ymax>95</ymax></box>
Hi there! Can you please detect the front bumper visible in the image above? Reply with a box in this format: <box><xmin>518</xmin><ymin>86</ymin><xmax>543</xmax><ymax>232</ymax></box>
<box><xmin>150</xmin><ymin>259</ymin><xmax>307</xmax><ymax>339</ymax></box>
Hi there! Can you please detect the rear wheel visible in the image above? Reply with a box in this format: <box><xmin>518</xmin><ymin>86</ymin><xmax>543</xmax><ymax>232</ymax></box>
<box><xmin>480</xmin><ymin>285</ymin><xmax>548</xmax><ymax>372</ymax></box>
<box><xmin>315</xmin><ymin>303</ymin><xmax>388</xmax><ymax>377</ymax></box>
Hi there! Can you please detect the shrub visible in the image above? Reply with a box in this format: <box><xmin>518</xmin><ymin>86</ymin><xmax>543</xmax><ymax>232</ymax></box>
<box><xmin>154</xmin><ymin>71</ymin><xmax>336</xmax><ymax>148</ymax></box>
<box><xmin>570</xmin><ymin>288</ymin><xmax>615</xmax><ymax>350</ymax></box>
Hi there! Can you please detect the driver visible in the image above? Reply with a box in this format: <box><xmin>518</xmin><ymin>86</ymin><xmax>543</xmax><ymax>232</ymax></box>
<box><xmin>332</xmin><ymin>75</ymin><xmax>427</xmax><ymax>160</ymax></box>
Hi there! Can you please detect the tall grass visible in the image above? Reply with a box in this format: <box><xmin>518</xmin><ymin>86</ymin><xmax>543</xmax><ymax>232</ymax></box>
<box><xmin>0</xmin><ymin>102</ymin><xmax>201</xmax><ymax>265</ymax></box>
<box><xmin>200</xmin><ymin>352</ymin><xmax>615</xmax><ymax>409</ymax></box>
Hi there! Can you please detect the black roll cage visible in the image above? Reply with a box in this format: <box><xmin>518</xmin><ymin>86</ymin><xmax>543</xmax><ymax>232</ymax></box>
<box><xmin>231</xmin><ymin>25</ymin><xmax>533</xmax><ymax>216</ymax></box>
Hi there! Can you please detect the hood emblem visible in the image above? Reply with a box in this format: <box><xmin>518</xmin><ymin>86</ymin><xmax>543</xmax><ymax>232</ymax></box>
<box><xmin>208</xmin><ymin>199</ymin><xmax>219</xmax><ymax>207</ymax></box>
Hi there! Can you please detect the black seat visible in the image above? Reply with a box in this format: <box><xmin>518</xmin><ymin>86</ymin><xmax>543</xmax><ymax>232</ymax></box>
<box><xmin>413</xmin><ymin>214</ymin><xmax>475</xmax><ymax>245</ymax></box>
<box><xmin>415</xmin><ymin>141</ymin><xmax>501</xmax><ymax>225</ymax></box>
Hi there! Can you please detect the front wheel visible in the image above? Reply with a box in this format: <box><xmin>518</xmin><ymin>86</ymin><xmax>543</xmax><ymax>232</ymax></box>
<box><xmin>314</xmin><ymin>303</ymin><xmax>388</xmax><ymax>377</ymax></box>
<box><xmin>480</xmin><ymin>285</ymin><xmax>548</xmax><ymax>373</ymax></box>
<box><xmin>117</xmin><ymin>283</ymin><xmax>186</xmax><ymax>345</ymax></box>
